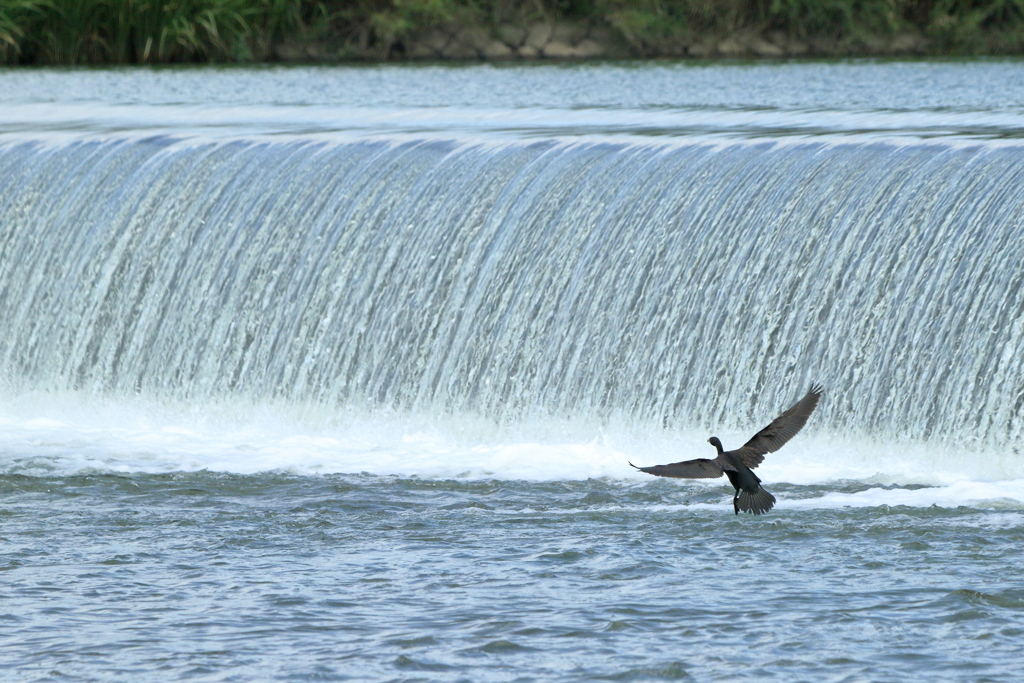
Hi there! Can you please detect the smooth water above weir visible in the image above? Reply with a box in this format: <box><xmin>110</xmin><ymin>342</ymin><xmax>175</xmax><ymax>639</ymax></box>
<box><xmin>5</xmin><ymin>62</ymin><xmax>1024</xmax><ymax>140</ymax></box>
<box><xmin>2</xmin><ymin>136</ymin><xmax>1023</xmax><ymax>454</ymax></box>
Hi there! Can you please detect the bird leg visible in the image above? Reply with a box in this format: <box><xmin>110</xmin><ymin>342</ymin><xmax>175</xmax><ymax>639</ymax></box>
<box><xmin>733</xmin><ymin>490</ymin><xmax>740</xmax><ymax>515</ymax></box>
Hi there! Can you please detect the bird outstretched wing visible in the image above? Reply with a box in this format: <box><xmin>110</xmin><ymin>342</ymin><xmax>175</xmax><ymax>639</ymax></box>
<box><xmin>629</xmin><ymin>458</ymin><xmax>725</xmax><ymax>479</ymax></box>
<box><xmin>734</xmin><ymin>384</ymin><xmax>822</xmax><ymax>468</ymax></box>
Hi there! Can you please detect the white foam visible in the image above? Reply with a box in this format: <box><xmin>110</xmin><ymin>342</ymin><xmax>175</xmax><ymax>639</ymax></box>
<box><xmin>1</xmin><ymin>391</ymin><xmax>1022</xmax><ymax>513</ymax></box>
<box><xmin>780</xmin><ymin>479</ymin><xmax>1024</xmax><ymax>510</ymax></box>
<box><xmin>0</xmin><ymin>391</ymin><xmax>631</xmax><ymax>479</ymax></box>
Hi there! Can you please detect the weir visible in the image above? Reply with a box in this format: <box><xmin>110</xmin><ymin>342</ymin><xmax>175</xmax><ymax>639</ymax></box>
<box><xmin>1</xmin><ymin>136</ymin><xmax>1023</xmax><ymax>449</ymax></box>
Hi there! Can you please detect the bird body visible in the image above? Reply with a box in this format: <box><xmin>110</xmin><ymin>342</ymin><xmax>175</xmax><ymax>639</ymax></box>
<box><xmin>630</xmin><ymin>385</ymin><xmax>822</xmax><ymax>514</ymax></box>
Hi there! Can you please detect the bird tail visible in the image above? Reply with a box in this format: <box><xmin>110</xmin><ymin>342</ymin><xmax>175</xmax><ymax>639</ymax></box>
<box><xmin>735</xmin><ymin>486</ymin><xmax>776</xmax><ymax>515</ymax></box>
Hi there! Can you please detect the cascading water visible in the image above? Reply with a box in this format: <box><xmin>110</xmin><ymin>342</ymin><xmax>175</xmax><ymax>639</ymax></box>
<box><xmin>9</xmin><ymin>66</ymin><xmax>1024</xmax><ymax>683</ymax></box>
<box><xmin>2</xmin><ymin>135</ymin><xmax>1023</xmax><ymax>454</ymax></box>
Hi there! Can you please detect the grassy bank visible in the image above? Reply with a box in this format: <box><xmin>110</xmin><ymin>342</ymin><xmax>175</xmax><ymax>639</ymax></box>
<box><xmin>2</xmin><ymin>0</ymin><xmax>1024</xmax><ymax>64</ymax></box>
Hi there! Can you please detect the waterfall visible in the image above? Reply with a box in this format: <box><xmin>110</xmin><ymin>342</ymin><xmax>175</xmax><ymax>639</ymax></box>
<box><xmin>2</xmin><ymin>136</ymin><xmax>1023</xmax><ymax>449</ymax></box>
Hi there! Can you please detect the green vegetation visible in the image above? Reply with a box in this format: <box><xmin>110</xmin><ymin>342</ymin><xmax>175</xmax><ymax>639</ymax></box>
<box><xmin>0</xmin><ymin>0</ymin><xmax>323</xmax><ymax>63</ymax></box>
<box><xmin>593</xmin><ymin>0</ymin><xmax>1024</xmax><ymax>54</ymax></box>
<box><xmin>2</xmin><ymin>0</ymin><xmax>1024</xmax><ymax>64</ymax></box>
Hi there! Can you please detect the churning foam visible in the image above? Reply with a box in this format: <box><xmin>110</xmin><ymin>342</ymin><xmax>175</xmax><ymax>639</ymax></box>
<box><xmin>1</xmin><ymin>391</ymin><xmax>1022</xmax><ymax>509</ymax></box>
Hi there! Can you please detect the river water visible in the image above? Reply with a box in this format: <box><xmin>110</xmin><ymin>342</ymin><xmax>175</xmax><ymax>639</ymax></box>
<box><xmin>2</xmin><ymin>61</ymin><xmax>1024</xmax><ymax>681</ymax></box>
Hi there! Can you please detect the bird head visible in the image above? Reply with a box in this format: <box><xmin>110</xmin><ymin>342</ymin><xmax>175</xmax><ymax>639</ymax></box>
<box><xmin>707</xmin><ymin>436</ymin><xmax>723</xmax><ymax>453</ymax></box>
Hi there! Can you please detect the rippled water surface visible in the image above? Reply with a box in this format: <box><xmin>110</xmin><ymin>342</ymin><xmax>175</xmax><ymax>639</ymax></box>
<box><xmin>3</xmin><ymin>60</ymin><xmax>1024</xmax><ymax>681</ymax></box>
<box><xmin>4</xmin><ymin>474</ymin><xmax>1024</xmax><ymax>682</ymax></box>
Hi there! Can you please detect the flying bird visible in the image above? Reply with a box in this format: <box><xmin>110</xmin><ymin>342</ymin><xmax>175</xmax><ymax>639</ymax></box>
<box><xmin>630</xmin><ymin>385</ymin><xmax>822</xmax><ymax>515</ymax></box>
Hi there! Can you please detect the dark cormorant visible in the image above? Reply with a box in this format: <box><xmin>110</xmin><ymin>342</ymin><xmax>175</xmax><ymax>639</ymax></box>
<box><xmin>630</xmin><ymin>385</ymin><xmax>822</xmax><ymax>515</ymax></box>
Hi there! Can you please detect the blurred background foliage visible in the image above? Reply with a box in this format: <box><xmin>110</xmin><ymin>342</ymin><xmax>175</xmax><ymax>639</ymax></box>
<box><xmin>1</xmin><ymin>0</ymin><xmax>1023</xmax><ymax>64</ymax></box>
<box><xmin>0</xmin><ymin>0</ymin><xmax>325</xmax><ymax>63</ymax></box>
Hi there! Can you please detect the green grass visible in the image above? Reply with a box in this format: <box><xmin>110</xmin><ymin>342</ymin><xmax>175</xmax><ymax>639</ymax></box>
<box><xmin>0</xmin><ymin>0</ymin><xmax>324</xmax><ymax>64</ymax></box>
<box><xmin>2</xmin><ymin>0</ymin><xmax>1024</xmax><ymax>64</ymax></box>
